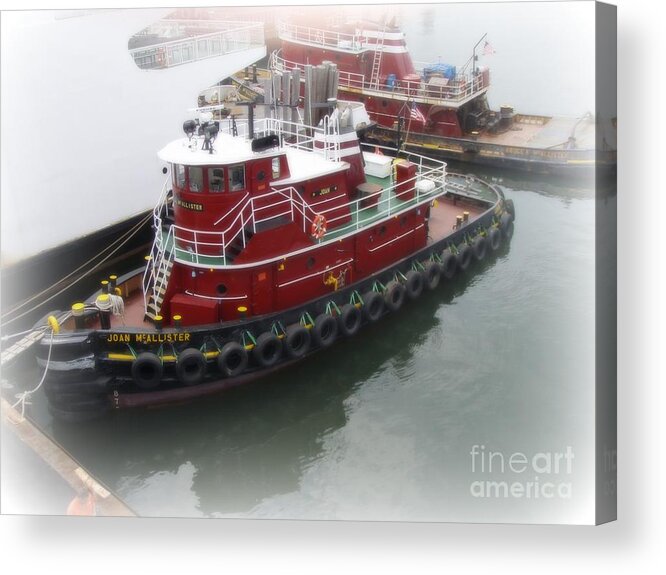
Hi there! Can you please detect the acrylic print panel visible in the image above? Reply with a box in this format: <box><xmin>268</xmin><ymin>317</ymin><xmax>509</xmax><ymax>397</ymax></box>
<box><xmin>0</xmin><ymin>1</ymin><xmax>615</xmax><ymax>525</ymax></box>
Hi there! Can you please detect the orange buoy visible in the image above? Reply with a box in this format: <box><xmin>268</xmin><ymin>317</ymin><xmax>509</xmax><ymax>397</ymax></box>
<box><xmin>66</xmin><ymin>489</ymin><xmax>97</xmax><ymax>516</ymax></box>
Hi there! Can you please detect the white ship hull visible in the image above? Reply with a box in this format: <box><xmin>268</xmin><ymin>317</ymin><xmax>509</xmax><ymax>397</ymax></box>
<box><xmin>1</xmin><ymin>9</ymin><xmax>265</xmax><ymax>265</ymax></box>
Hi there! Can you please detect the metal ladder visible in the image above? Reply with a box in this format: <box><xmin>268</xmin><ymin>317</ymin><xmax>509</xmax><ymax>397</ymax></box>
<box><xmin>144</xmin><ymin>231</ymin><xmax>175</xmax><ymax>320</ymax></box>
<box><xmin>369</xmin><ymin>24</ymin><xmax>387</xmax><ymax>90</ymax></box>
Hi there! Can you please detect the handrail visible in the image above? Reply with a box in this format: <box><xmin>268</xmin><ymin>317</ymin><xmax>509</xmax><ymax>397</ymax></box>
<box><xmin>164</xmin><ymin>145</ymin><xmax>446</xmax><ymax>269</ymax></box>
<box><xmin>129</xmin><ymin>21</ymin><xmax>264</xmax><ymax>70</ymax></box>
<box><xmin>271</xmin><ymin>51</ymin><xmax>489</xmax><ymax>105</ymax></box>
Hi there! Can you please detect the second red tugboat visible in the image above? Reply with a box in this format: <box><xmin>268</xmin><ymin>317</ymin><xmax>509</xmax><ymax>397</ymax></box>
<box><xmin>35</xmin><ymin>100</ymin><xmax>515</xmax><ymax>421</ymax></box>
<box><xmin>271</xmin><ymin>18</ymin><xmax>616</xmax><ymax>174</ymax></box>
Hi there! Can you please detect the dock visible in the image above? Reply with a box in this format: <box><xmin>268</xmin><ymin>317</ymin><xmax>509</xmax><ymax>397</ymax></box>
<box><xmin>1</xmin><ymin>397</ymin><xmax>135</xmax><ymax>517</ymax></box>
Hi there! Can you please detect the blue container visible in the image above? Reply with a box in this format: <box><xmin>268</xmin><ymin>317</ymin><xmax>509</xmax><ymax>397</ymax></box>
<box><xmin>387</xmin><ymin>73</ymin><xmax>397</xmax><ymax>89</ymax></box>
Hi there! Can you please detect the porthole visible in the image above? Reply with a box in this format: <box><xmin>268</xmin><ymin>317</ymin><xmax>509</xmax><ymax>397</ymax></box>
<box><xmin>400</xmin><ymin>215</ymin><xmax>408</xmax><ymax>227</ymax></box>
<box><xmin>306</xmin><ymin>257</ymin><xmax>316</xmax><ymax>270</ymax></box>
<box><xmin>216</xmin><ymin>284</ymin><xmax>228</xmax><ymax>295</ymax></box>
<box><xmin>379</xmin><ymin>225</ymin><xmax>387</xmax><ymax>236</ymax></box>
<box><xmin>257</xmin><ymin>170</ymin><xmax>266</xmax><ymax>181</ymax></box>
<box><xmin>381</xmin><ymin>100</ymin><xmax>388</xmax><ymax>108</ymax></box>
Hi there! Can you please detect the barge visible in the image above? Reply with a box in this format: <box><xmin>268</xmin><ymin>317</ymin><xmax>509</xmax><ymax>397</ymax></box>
<box><xmin>33</xmin><ymin>100</ymin><xmax>514</xmax><ymax>422</ymax></box>
<box><xmin>271</xmin><ymin>19</ymin><xmax>616</xmax><ymax>175</ymax></box>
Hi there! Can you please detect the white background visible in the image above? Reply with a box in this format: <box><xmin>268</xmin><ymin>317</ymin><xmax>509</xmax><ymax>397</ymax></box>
<box><xmin>1</xmin><ymin>0</ymin><xmax>663</xmax><ymax>573</ymax></box>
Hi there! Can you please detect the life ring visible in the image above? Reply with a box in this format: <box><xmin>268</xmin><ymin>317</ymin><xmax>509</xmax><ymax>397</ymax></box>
<box><xmin>217</xmin><ymin>341</ymin><xmax>248</xmax><ymax>377</ymax></box>
<box><xmin>362</xmin><ymin>291</ymin><xmax>384</xmax><ymax>322</ymax></box>
<box><xmin>384</xmin><ymin>280</ymin><xmax>406</xmax><ymax>312</ymax></box>
<box><xmin>440</xmin><ymin>249</ymin><xmax>457</xmax><ymax>279</ymax></box>
<box><xmin>500</xmin><ymin>212</ymin><xmax>514</xmax><ymax>240</ymax></box>
<box><xmin>405</xmin><ymin>270</ymin><xmax>424</xmax><ymax>300</ymax></box>
<box><xmin>472</xmin><ymin>235</ymin><xmax>488</xmax><ymax>261</ymax></box>
<box><xmin>338</xmin><ymin>303</ymin><xmax>362</xmax><ymax>337</ymax></box>
<box><xmin>284</xmin><ymin>324</ymin><xmax>311</xmax><ymax>359</ymax></box>
<box><xmin>423</xmin><ymin>261</ymin><xmax>441</xmax><ymax>290</ymax></box>
<box><xmin>252</xmin><ymin>332</ymin><xmax>282</xmax><ymax>367</ymax></box>
<box><xmin>176</xmin><ymin>348</ymin><xmax>206</xmax><ymax>386</ymax></box>
<box><xmin>311</xmin><ymin>214</ymin><xmax>327</xmax><ymax>240</ymax></box>
<box><xmin>488</xmin><ymin>227</ymin><xmax>502</xmax><ymax>251</ymax></box>
<box><xmin>457</xmin><ymin>244</ymin><xmax>473</xmax><ymax>271</ymax></box>
<box><xmin>312</xmin><ymin>313</ymin><xmax>338</xmax><ymax>348</ymax></box>
<box><xmin>131</xmin><ymin>352</ymin><xmax>163</xmax><ymax>390</ymax></box>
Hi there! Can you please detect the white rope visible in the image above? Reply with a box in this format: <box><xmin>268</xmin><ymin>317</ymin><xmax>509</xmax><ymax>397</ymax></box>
<box><xmin>95</xmin><ymin>294</ymin><xmax>125</xmax><ymax>317</ymax></box>
<box><xmin>1</xmin><ymin>325</ymin><xmax>47</xmax><ymax>342</ymax></box>
<box><xmin>10</xmin><ymin>329</ymin><xmax>55</xmax><ymax>422</ymax></box>
<box><xmin>2</xmin><ymin>211</ymin><xmax>152</xmax><ymax>326</ymax></box>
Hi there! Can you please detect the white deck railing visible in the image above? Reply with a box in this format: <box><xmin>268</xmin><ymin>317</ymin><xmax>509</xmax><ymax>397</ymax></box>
<box><xmin>149</xmin><ymin>146</ymin><xmax>446</xmax><ymax>271</ymax></box>
<box><xmin>270</xmin><ymin>51</ymin><xmax>489</xmax><ymax>106</ymax></box>
<box><xmin>129</xmin><ymin>21</ymin><xmax>264</xmax><ymax>70</ymax></box>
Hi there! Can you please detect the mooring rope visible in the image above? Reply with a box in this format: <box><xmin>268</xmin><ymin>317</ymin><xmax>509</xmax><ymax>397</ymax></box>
<box><xmin>1</xmin><ymin>212</ymin><xmax>152</xmax><ymax>327</ymax></box>
<box><xmin>10</xmin><ymin>328</ymin><xmax>55</xmax><ymax>422</ymax></box>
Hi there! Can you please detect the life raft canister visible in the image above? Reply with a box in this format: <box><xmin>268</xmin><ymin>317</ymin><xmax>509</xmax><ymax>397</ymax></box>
<box><xmin>311</xmin><ymin>214</ymin><xmax>327</xmax><ymax>240</ymax></box>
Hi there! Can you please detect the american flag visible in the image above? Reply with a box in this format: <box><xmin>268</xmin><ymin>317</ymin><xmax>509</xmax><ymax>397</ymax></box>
<box><xmin>410</xmin><ymin>102</ymin><xmax>426</xmax><ymax>124</ymax></box>
<box><xmin>482</xmin><ymin>40</ymin><xmax>496</xmax><ymax>56</ymax></box>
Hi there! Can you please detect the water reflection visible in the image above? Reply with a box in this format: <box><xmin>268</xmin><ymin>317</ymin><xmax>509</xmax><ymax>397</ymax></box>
<box><xmin>47</xmin><ymin>253</ymin><xmax>505</xmax><ymax>517</ymax></box>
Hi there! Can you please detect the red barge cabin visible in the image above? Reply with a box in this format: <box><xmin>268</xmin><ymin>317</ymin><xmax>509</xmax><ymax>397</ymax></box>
<box><xmin>270</xmin><ymin>19</ymin><xmax>616</xmax><ymax>174</ymax></box>
<box><xmin>34</xmin><ymin>102</ymin><xmax>515</xmax><ymax>421</ymax></box>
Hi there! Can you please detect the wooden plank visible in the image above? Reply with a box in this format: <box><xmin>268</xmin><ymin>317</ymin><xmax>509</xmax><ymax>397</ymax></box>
<box><xmin>1</xmin><ymin>397</ymin><xmax>135</xmax><ymax>517</ymax></box>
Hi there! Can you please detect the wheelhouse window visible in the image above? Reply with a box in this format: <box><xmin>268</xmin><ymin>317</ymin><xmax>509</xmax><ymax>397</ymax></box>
<box><xmin>228</xmin><ymin>164</ymin><xmax>245</xmax><ymax>191</ymax></box>
<box><xmin>208</xmin><ymin>168</ymin><xmax>225</xmax><ymax>192</ymax></box>
<box><xmin>174</xmin><ymin>164</ymin><xmax>186</xmax><ymax>189</ymax></box>
<box><xmin>188</xmin><ymin>166</ymin><xmax>203</xmax><ymax>192</ymax></box>
<box><xmin>272</xmin><ymin>157</ymin><xmax>281</xmax><ymax>179</ymax></box>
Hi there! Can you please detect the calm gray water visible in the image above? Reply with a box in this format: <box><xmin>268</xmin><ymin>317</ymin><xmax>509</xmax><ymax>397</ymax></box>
<box><xmin>1</xmin><ymin>4</ymin><xmax>607</xmax><ymax>524</ymax></box>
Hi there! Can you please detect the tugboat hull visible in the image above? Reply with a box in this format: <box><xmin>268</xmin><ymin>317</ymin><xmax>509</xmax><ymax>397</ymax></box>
<box><xmin>36</xmin><ymin>178</ymin><xmax>514</xmax><ymax>421</ymax></box>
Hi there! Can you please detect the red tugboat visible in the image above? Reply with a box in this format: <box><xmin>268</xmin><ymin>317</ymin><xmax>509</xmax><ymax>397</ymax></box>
<box><xmin>271</xmin><ymin>19</ymin><xmax>616</xmax><ymax>174</ymax></box>
<box><xmin>34</xmin><ymin>100</ymin><xmax>514</xmax><ymax>422</ymax></box>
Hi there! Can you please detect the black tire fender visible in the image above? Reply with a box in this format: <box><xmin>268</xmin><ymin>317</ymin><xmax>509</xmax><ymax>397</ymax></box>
<box><xmin>48</xmin><ymin>402</ymin><xmax>110</xmax><ymax>423</ymax></box>
<box><xmin>362</xmin><ymin>291</ymin><xmax>384</xmax><ymax>323</ymax></box>
<box><xmin>489</xmin><ymin>227</ymin><xmax>502</xmax><ymax>251</ymax></box>
<box><xmin>500</xmin><ymin>212</ymin><xmax>514</xmax><ymax>240</ymax></box>
<box><xmin>312</xmin><ymin>314</ymin><xmax>338</xmax><ymax>348</ymax></box>
<box><xmin>440</xmin><ymin>249</ymin><xmax>457</xmax><ymax>279</ymax></box>
<box><xmin>252</xmin><ymin>332</ymin><xmax>282</xmax><ymax>367</ymax></box>
<box><xmin>217</xmin><ymin>341</ymin><xmax>248</xmax><ymax>377</ymax></box>
<box><xmin>176</xmin><ymin>348</ymin><xmax>207</xmax><ymax>386</ymax></box>
<box><xmin>472</xmin><ymin>235</ymin><xmax>488</xmax><ymax>261</ymax></box>
<box><xmin>405</xmin><ymin>269</ymin><xmax>424</xmax><ymax>300</ymax></box>
<box><xmin>384</xmin><ymin>280</ymin><xmax>405</xmax><ymax>312</ymax></box>
<box><xmin>423</xmin><ymin>261</ymin><xmax>441</xmax><ymax>290</ymax></box>
<box><xmin>283</xmin><ymin>324</ymin><xmax>311</xmax><ymax>359</ymax></box>
<box><xmin>505</xmin><ymin>198</ymin><xmax>515</xmax><ymax>221</ymax></box>
<box><xmin>338</xmin><ymin>303</ymin><xmax>362</xmax><ymax>337</ymax></box>
<box><xmin>131</xmin><ymin>352</ymin><xmax>163</xmax><ymax>390</ymax></box>
<box><xmin>457</xmin><ymin>244</ymin><xmax>473</xmax><ymax>271</ymax></box>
